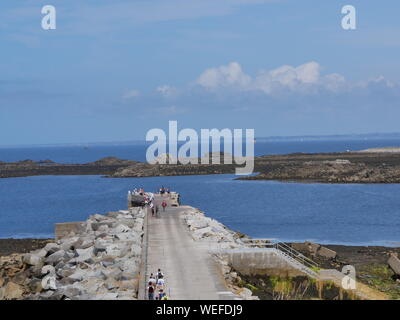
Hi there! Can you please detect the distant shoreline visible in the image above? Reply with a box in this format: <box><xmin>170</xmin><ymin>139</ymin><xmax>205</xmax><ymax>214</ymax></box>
<box><xmin>2</xmin><ymin>150</ymin><xmax>400</xmax><ymax>183</ymax></box>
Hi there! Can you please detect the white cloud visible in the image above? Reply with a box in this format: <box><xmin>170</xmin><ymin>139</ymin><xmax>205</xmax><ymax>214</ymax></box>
<box><xmin>357</xmin><ymin>75</ymin><xmax>396</xmax><ymax>88</ymax></box>
<box><xmin>196</xmin><ymin>61</ymin><xmax>348</xmax><ymax>95</ymax></box>
<box><xmin>196</xmin><ymin>62</ymin><xmax>251</xmax><ymax>89</ymax></box>
<box><xmin>122</xmin><ymin>89</ymin><xmax>140</xmax><ymax>99</ymax></box>
<box><xmin>321</xmin><ymin>73</ymin><xmax>346</xmax><ymax>92</ymax></box>
<box><xmin>258</xmin><ymin>62</ymin><xmax>320</xmax><ymax>89</ymax></box>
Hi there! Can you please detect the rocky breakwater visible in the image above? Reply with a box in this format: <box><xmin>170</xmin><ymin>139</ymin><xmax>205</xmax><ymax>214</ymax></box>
<box><xmin>0</xmin><ymin>208</ymin><xmax>145</xmax><ymax>300</ymax></box>
<box><xmin>181</xmin><ymin>207</ymin><xmax>259</xmax><ymax>300</ymax></box>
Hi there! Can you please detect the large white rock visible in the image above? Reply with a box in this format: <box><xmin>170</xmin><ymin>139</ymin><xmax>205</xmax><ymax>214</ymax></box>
<box><xmin>57</xmin><ymin>267</ymin><xmax>75</xmax><ymax>278</ymax></box>
<box><xmin>45</xmin><ymin>249</ymin><xmax>67</xmax><ymax>264</ymax></box>
<box><xmin>193</xmin><ymin>226</ymin><xmax>213</xmax><ymax>239</ymax></box>
<box><xmin>33</xmin><ymin>248</ymin><xmax>48</xmax><ymax>258</ymax></box>
<box><xmin>114</xmin><ymin>233</ymin><xmax>134</xmax><ymax>241</ymax></box>
<box><xmin>92</xmin><ymin>214</ymin><xmax>108</xmax><ymax>221</ymax></box>
<box><xmin>44</xmin><ymin>243</ymin><xmax>60</xmax><ymax>254</ymax></box>
<box><xmin>104</xmin><ymin>243</ymin><xmax>128</xmax><ymax>258</ymax></box>
<box><xmin>68</xmin><ymin>268</ymin><xmax>88</xmax><ymax>281</ymax></box>
<box><xmin>60</xmin><ymin>237</ymin><xmax>80</xmax><ymax>251</ymax></box>
<box><xmin>85</xmin><ymin>268</ymin><xmax>105</xmax><ymax>280</ymax></box>
<box><xmin>114</xmin><ymin>224</ymin><xmax>131</xmax><ymax>233</ymax></box>
<box><xmin>23</xmin><ymin>253</ymin><xmax>44</xmax><ymax>266</ymax></box>
<box><xmin>77</xmin><ymin>247</ymin><xmax>93</xmax><ymax>256</ymax></box>
<box><xmin>188</xmin><ymin>219</ymin><xmax>209</xmax><ymax>230</ymax></box>
<box><xmin>101</xmin><ymin>267</ymin><xmax>122</xmax><ymax>280</ymax></box>
<box><xmin>116</xmin><ymin>218</ymin><xmax>135</xmax><ymax>228</ymax></box>
<box><xmin>80</xmin><ymin>278</ymin><xmax>104</xmax><ymax>294</ymax></box>
<box><xmin>97</xmin><ymin>225</ymin><xmax>109</xmax><ymax>233</ymax></box>
<box><xmin>121</xmin><ymin>259</ymin><xmax>140</xmax><ymax>273</ymax></box>
<box><xmin>130</xmin><ymin>245</ymin><xmax>142</xmax><ymax>257</ymax></box>
<box><xmin>61</xmin><ymin>286</ymin><xmax>82</xmax><ymax>298</ymax></box>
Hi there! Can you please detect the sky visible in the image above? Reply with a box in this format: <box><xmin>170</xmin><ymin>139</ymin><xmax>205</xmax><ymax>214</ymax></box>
<box><xmin>1</xmin><ymin>0</ymin><xmax>400</xmax><ymax>145</ymax></box>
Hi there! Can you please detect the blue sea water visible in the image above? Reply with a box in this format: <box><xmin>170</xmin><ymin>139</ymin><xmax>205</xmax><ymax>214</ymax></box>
<box><xmin>1</xmin><ymin>138</ymin><xmax>400</xmax><ymax>163</ymax></box>
<box><xmin>1</xmin><ymin>139</ymin><xmax>400</xmax><ymax>246</ymax></box>
<box><xmin>0</xmin><ymin>174</ymin><xmax>400</xmax><ymax>246</ymax></box>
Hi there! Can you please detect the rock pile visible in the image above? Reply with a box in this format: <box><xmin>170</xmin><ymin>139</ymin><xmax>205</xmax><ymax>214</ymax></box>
<box><xmin>182</xmin><ymin>207</ymin><xmax>245</xmax><ymax>250</ymax></box>
<box><xmin>0</xmin><ymin>208</ymin><xmax>145</xmax><ymax>300</ymax></box>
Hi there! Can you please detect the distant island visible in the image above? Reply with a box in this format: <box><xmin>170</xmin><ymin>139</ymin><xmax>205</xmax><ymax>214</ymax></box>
<box><xmin>1</xmin><ymin>149</ymin><xmax>400</xmax><ymax>183</ymax></box>
<box><xmin>238</xmin><ymin>149</ymin><xmax>400</xmax><ymax>183</ymax></box>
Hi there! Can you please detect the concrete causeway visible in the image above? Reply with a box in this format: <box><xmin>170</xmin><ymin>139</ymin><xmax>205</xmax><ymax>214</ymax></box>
<box><xmin>0</xmin><ymin>191</ymin><xmax>389</xmax><ymax>300</ymax></box>
<box><xmin>144</xmin><ymin>194</ymin><xmax>228</xmax><ymax>300</ymax></box>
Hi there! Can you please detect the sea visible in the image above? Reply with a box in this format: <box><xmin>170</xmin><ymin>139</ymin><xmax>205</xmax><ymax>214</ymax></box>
<box><xmin>1</xmin><ymin>138</ymin><xmax>400</xmax><ymax>246</ymax></box>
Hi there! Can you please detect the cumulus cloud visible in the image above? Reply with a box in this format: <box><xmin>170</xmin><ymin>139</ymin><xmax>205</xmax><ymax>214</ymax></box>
<box><xmin>320</xmin><ymin>73</ymin><xmax>346</xmax><ymax>92</ymax></box>
<box><xmin>117</xmin><ymin>61</ymin><xmax>399</xmax><ymax>136</ymax></box>
<box><xmin>196</xmin><ymin>62</ymin><xmax>251</xmax><ymax>89</ymax></box>
<box><xmin>357</xmin><ymin>75</ymin><xmax>396</xmax><ymax>89</ymax></box>
<box><xmin>195</xmin><ymin>61</ymin><xmax>349</xmax><ymax>95</ymax></box>
<box><xmin>148</xmin><ymin>61</ymin><xmax>398</xmax><ymax>123</ymax></box>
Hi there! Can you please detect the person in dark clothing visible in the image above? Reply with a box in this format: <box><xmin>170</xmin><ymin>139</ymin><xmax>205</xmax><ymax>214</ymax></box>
<box><xmin>148</xmin><ymin>282</ymin><xmax>155</xmax><ymax>300</ymax></box>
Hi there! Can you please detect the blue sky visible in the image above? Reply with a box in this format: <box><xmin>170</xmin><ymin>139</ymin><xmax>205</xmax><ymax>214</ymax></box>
<box><xmin>1</xmin><ymin>0</ymin><xmax>400</xmax><ymax>145</ymax></box>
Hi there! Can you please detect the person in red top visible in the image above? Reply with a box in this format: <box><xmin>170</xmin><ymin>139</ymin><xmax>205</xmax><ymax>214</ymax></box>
<box><xmin>161</xmin><ymin>200</ymin><xmax>167</xmax><ymax>212</ymax></box>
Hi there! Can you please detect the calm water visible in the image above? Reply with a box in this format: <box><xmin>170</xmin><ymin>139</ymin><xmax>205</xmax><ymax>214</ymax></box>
<box><xmin>0</xmin><ymin>174</ymin><xmax>400</xmax><ymax>246</ymax></box>
<box><xmin>1</xmin><ymin>139</ymin><xmax>400</xmax><ymax>246</ymax></box>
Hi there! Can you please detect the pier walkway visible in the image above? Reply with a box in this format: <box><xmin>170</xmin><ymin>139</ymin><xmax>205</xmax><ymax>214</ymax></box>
<box><xmin>143</xmin><ymin>194</ymin><xmax>228</xmax><ymax>300</ymax></box>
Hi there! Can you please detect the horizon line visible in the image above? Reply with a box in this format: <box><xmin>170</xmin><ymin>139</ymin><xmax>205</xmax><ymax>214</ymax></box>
<box><xmin>2</xmin><ymin>132</ymin><xmax>400</xmax><ymax>148</ymax></box>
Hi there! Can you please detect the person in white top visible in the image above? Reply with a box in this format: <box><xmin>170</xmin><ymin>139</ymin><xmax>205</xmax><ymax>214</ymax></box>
<box><xmin>157</xmin><ymin>277</ymin><xmax>165</xmax><ymax>290</ymax></box>
<box><xmin>148</xmin><ymin>274</ymin><xmax>156</xmax><ymax>287</ymax></box>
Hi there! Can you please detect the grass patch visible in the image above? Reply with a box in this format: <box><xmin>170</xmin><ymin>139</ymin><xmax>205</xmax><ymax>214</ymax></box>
<box><xmin>358</xmin><ymin>264</ymin><xmax>400</xmax><ymax>299</ymax></box>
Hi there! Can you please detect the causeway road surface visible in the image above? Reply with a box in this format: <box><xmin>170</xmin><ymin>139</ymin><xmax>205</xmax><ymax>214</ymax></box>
<box><xmin>144</xmin><ymin>194</ymin><xmax>228</xmax><ymax>300</ymax></box>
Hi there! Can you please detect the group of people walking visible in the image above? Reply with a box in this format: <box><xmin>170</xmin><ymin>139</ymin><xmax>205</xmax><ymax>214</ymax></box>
<box><xmin>159</xmin><ymin>186</ymin><xmax>169</xmax><ymax>212</ymax></box>
<box><xmin>140</xmin><ymin>188</ymin><xmax>174</xmax><ymax>300</ymax></box>
<box><xmin>150</xmin><ymin>187</ymin><xmax>168</xmax><ymax>217</ymax></box>
<box><xmin>150</xmin><ymin>201</ymin><xmax>167</xmax><ymax>216</ymax></box>
<box><xmin>148</xmin><ymin>269</ymin><xmax>169</xmax><ymax>300</ymax></box>
<box><xmin>128</xmin><ymin>186</ymin><xmax>169</xmax><ymax>216</ymax></box>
